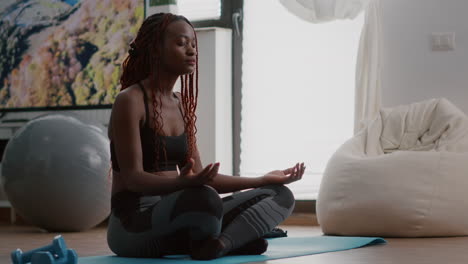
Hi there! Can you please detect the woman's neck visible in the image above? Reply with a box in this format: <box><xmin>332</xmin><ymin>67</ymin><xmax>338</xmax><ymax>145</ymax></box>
<box><xmin>141</xmin><ymin>73</ymin><xmax>178</xmax><ymax>97</ymax></box>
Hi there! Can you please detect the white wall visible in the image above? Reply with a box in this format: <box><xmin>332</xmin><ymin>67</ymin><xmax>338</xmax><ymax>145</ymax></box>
<box><xmin>193</xmin><ymin>28</ymin><xmax>233</xmax><ymax>174</ymax></box>
<box><xmin>381</xmin><ymin>0</ymin><xmax>468</xmax><ymax>113</ymax></box>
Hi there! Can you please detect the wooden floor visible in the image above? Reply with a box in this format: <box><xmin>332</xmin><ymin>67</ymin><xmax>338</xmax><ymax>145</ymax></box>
<box><xmin>1</xmin><ymin>223</ymin><xmax>468</xmax><ymax>264</ymax></box>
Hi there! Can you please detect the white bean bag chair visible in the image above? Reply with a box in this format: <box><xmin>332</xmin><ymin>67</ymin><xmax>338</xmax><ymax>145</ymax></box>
<box><xmin>317</xmin><ymin>98</ymin><xmax>468</xmax><ymax>237</ymax></box>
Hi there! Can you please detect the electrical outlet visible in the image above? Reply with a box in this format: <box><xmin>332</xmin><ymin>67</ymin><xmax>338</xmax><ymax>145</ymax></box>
<box><xmin>431</xmin><ymin>32</ymin><xmax>455</xmax><ymax>51</ymax></box>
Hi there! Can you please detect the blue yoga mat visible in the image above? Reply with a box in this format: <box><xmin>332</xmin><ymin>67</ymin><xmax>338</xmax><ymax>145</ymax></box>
<box><xmin>79</xmin><ymin>236</ymin><xmax>386</xmax><ymax>264</ymax></box>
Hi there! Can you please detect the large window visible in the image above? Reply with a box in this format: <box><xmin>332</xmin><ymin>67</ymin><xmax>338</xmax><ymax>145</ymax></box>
<box><xmin>240</xmin><ymin>0</ymin><xmax>364</xmax><ymax>200</ymax></box>
<box><xmin>178</xmin><ymin>0</ymin><xmax>221</xmax><ymax>21</ymax></box>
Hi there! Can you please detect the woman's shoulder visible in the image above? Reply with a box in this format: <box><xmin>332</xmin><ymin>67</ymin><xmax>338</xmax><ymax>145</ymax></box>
<box><xmin>108</xmin><ymin>84</ymin><xmax>145</xmax><ymax>139</ymax></box>
<box><xmin>114</xmin><ymin>84</ymin><xmax>144</xmax><ymax>107</ymax></box>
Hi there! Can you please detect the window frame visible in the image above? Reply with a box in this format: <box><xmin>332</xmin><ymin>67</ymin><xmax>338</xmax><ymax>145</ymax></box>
<box><xmin>188</xmin><ymin>0</ymin><xmax>235</xmax><ymax>28</ymax></box>
<box><xmin>143</xmin><ymin>0</ymin><xmax>232</xmax><ymax>27</ymax></box>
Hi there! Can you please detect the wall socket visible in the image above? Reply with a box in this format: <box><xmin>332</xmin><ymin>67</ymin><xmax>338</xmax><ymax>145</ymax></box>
<box><xmin>431</xmin><ymin>32</ymin><xmax>455</xmax><ymax>51</ymax></box>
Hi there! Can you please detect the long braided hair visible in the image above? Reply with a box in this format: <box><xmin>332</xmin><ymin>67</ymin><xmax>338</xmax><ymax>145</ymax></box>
<box><xmin>120</xmin><ymin>13</ymin><xmax>198</xmax><ymax>170</ymax></box>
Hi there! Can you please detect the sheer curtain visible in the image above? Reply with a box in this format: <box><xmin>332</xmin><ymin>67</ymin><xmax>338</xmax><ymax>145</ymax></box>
<box><xmin>279</xmin><ymin>0</ymin><xmax>369</xmax><ymax>23</ymax></box>
<box><xmin>241</xmin><ymin>0</ymin><xmax>365</xmax><ymax>200</ymax></box>
<box><xmin>354</xmin><ymin>0</ymin><xmax>382</xmax><ymax>133</ymax></box>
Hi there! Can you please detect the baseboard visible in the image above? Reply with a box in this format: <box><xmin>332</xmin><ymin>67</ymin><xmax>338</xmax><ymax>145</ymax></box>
<box><xmin>283</xmin><ymin>213</ymin><xmax>319</xmax><ymax>226</ymax></box>
<box><xmin>0</xmin><ymin>205</ymin><xmax>29</xmax><ymax>225</ymax></box>
<box><xmin>294</xmin><ymin>200</ymin><xmax>316</xmax><ymax>214</ymax></box>
<box><xmin>0</xmin><ymin>207</ymin><xmax>10</xmax><ymax>223</ymax></box>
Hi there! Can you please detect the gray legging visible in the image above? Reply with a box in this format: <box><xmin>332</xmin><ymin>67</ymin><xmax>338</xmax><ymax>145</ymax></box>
<box><xmin>107</xmin><ymin>184</ymin><xmax>295</xmax><ymax>257</ymax></box>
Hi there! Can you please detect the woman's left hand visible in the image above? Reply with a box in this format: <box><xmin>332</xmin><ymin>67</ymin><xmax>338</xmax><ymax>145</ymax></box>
<box><xmin>263</xmin><ymin>162</ymin><xmax>305</xmax><ymax>185</ymax></box>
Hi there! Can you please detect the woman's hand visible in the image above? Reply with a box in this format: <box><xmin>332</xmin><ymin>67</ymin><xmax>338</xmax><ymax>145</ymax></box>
<box><xmin>177</xmin><ymin>158</ymin><xmax>219</xmax><ymax>186</ymax></box>
<box><xmin>263</xmin><ymin>162</ymin><xmax>305</xmax><ymax>185</ymax></box>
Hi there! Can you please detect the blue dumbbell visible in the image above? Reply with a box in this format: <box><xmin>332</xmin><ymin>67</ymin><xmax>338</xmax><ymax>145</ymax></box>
<box><xmin>31</xmin><ymin>249</ymin><xmax>78</xmax><ymax>264</ymax></box>
<box><xmin>11</xmin><ymin>235</ymin><xmax>68</xmax><ymax>264</ymax></box>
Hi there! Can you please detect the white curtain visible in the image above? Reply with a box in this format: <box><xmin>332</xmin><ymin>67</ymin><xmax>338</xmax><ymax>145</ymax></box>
<box><xmin>279</xmin><ymin>0</ymin><xmax>370</xmax><ymax>23</ymax></box>
<box><xmin>279</xmin><ymin>0</ymin><xmax>383</xmax><ymax>134</ymax></box>
<box><xmin>354</xmin><ymin>0</ymin><xmax>382</xmax><ymax>134</ymax></box>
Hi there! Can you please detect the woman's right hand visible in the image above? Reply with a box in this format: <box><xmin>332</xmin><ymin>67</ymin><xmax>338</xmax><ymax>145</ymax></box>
<box><xmin>177</xmin><ymin>158</ymin><xmax>219</xmax><ymax>186</ymax></box>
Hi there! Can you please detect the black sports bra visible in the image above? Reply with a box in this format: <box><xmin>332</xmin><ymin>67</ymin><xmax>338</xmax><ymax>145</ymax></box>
<box><xmin>110</xmin><ymin>83</ymin><xmax>188</xmax><ymax>172</ymax></box>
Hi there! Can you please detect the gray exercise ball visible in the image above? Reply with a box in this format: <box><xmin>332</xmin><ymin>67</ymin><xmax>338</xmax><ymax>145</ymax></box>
<box><xmin>1</xmin><ymin>114</ymin><xmax>111</xmax><ymax>232</ymax></box>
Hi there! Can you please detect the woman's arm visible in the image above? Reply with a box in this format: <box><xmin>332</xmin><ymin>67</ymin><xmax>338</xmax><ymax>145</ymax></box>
<box><xmin>209</xmin><ymin>166</ymin><xmax>304</xmax><ymax>194</ymax></box>
<box><xmin>111</xmin><ymin>89</ymin><xmax>217</xmax><ymax>195</ymax></box>
<box><xmin>190</xmin><ymin>142</ymin><xmax>305</xmax><ymax>194</ymax></box>
<box><xmin>208</xmin><ymin>174</ymin><xmax>265</xmax><ymax>194</ymax></box>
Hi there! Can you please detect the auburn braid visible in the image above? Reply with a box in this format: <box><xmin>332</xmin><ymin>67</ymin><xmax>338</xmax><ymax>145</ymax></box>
<box><xmin>180</xmin><ymin>47</ymin><xmax>199</xmax><ymax>160</ymax></box>
<box><xmin>149</xmin><ymin>14</ymin><xmax>172</xmax><ymax>170</ymax></box>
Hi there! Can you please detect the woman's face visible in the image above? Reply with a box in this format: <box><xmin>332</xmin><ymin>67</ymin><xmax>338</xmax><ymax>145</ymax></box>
<box><xmin>160</xmin><ymin>20</ymin><xmax>197</xmax><ymax>75</ymax></box>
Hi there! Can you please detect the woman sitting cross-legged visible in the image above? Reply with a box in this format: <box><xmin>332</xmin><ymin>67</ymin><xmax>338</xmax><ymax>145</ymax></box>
<box><xmin>107</xmin><ymin>12</ymin><xmax>306</xmax><ymax>260</ymax></box>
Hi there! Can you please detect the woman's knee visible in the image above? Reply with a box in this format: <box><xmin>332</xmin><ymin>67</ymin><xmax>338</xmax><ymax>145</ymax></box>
<box><xmin>172</xmin><ymin>185</ymin><xmax>223</xmax><ymax>219</ymax></box>
<box><xmin>262</xmin><ymin>184</ymin><xmax>295</xmax><ymax>210</ymax></box>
